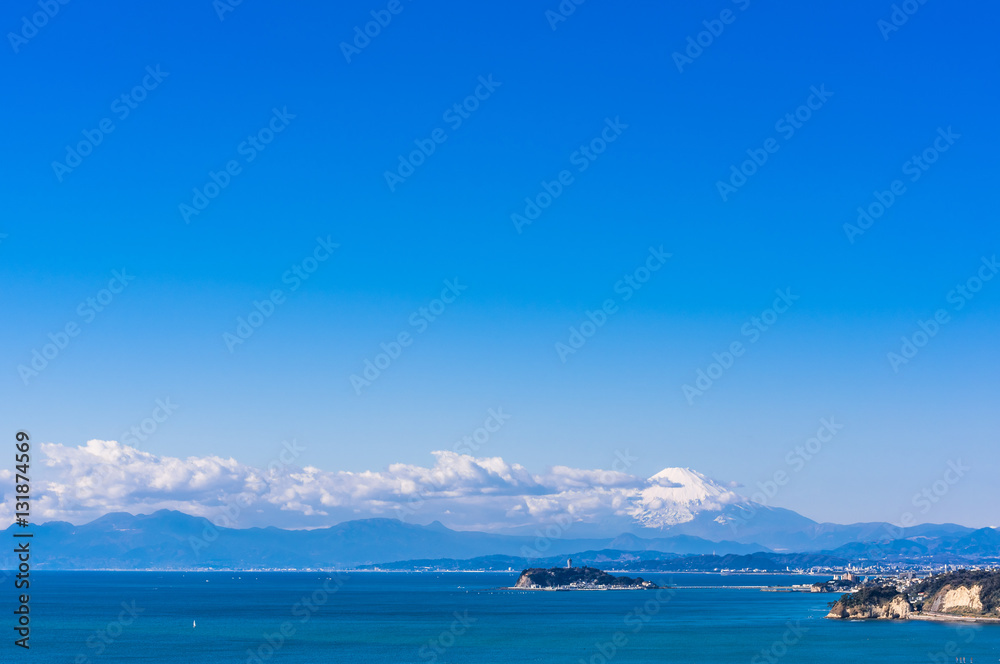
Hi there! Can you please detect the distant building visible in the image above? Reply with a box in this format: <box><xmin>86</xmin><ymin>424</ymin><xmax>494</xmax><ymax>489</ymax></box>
<box><xmin>567</xmin><ymin>558</ymin><xmax>572</xmax><ymax>568</ymax></box>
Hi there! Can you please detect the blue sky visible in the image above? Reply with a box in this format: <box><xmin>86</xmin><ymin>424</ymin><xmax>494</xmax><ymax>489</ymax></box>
<box><xmin>3</xmin><ymin>0</ymin><xmax>998</xmax><ymax>528</ymax></box>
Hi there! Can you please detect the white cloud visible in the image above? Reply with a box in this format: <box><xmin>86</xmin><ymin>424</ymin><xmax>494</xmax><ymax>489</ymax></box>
<box><xmin>0</xmin><ymin>440</ymin><xmax>747</xmax><ymax>532</ymax></box>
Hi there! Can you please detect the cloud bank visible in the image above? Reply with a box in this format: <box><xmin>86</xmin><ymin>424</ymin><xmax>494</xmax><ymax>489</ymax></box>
<box><xmin>0</xmin><ymin>440</ymin><xmax>747</xmax><ymax>532</ymax></box>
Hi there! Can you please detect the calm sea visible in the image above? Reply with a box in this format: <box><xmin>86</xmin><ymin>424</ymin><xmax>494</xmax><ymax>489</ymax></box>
<box><xmin>16</xmin><ymin>571</ymin><xmax>1000</xmax><ymax>662</ymax></box>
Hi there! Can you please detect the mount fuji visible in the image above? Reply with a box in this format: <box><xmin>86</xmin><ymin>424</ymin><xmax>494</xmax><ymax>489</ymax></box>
<box><xmin>2</xmin><ymin>445</ymin><xmax>986</xmax><ymax>568</ymax></box>
<box><xmin>601</xmin><ymin>467</ymin><xmax>979</xmax><ymax>553</ymax></box>
<box><xmin>617</xmin><ymin>467</ymin><xmax>818</xmax><ymax>549</ymax></box>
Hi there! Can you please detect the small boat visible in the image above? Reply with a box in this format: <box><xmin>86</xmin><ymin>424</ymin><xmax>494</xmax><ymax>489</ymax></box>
<box><xmin>193</xmin><ymin>620</ymin><xmax>196</xmax><ymax>628</ymax></box>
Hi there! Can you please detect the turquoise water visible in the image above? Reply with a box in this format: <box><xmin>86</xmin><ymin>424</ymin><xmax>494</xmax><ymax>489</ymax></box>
<box><xmin>19</xmin><ymin>571</ymin><xmax>1000</xmax><ymax>662</ymax></box>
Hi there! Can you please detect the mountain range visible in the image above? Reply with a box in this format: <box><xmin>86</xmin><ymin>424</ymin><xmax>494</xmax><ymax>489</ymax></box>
<box><xmin>2</xmin><ymin>508</ymin><xmax>997</xmax><ymax>570</ymax></box>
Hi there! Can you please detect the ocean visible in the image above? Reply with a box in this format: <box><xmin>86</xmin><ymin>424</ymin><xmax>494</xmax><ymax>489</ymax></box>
<box><xmin>19</xmin><ymin>571</ymin><xmax>1000</xmax><ymax>662</ymax></box>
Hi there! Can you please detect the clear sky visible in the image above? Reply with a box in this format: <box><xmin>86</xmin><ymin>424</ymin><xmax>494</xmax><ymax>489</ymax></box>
<box><xmin>3</xmin><ymin>0</ymin><xmax>998</xmax><ymax>528</ymax></box>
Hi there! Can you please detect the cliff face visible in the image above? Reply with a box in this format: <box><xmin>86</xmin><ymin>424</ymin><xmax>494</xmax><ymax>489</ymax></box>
<box><xmin>927</xmin><ymin>584</ymin><xmax>984</xmax><ymax>614</ymax></box>
<box><xmin>826</xmin><ymin>595</ymin><xmax>911</xmax><ymax>620</ymax></box>
<box><xmin>915</xmin><ymin>570</ymin><xmax>1000</xmax><ymax>617</ymax></box>
<box><xmin>827</xmin><ymin>570</ymin><xmax>1000</xmax><ymax>620</ymax></box>
<box><xmin>825</xmin><ymin>584</ymin><xmax>910</xmax><ymax>621</ymax></box>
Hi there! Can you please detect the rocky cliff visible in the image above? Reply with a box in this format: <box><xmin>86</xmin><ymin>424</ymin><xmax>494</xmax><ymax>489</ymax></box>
<box><xmin>926</xmin><ymin>584</ymin><xmax>984</xmax><ymax>613</ymax></box>
<box><xmin>826</xmin><ymin>592</ymin><xmax>911</xmax><ymax>620</ymax></box>
<box><xmin>827</xmin><ymin>570</ymin><xmax>1000</xmax><ymax>620</ymax></box>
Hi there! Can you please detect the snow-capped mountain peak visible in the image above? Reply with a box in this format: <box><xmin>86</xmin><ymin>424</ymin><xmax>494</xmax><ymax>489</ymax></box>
<box><xmin>628</xmin><ymin>467</ymin><xmax>747</xmax><ymax>529</ymax></box>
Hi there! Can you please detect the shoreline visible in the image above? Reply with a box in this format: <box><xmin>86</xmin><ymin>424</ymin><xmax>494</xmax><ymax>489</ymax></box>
<box><xmin>909</xmin><ymin>612</ymin><xmax>1000</xmax><ymax>624</ymax></box>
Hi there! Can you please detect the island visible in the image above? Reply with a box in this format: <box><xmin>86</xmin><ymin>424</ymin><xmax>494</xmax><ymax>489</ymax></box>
<box><xmin>511</xmin><ymin>565</ymin><xmax>659</xmax><ymax>591</ymax></box>
<box><xmin>826</xmin><ymin>569</ymin><xmax>1000</xmax><ymax>622</ymax></box>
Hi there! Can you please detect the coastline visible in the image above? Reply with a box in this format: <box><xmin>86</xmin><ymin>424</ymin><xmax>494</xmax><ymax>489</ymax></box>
<box><xmin>909</xmin><ymin>612</ymin><xmax>1000</xmax><ymax>624</ymax></box>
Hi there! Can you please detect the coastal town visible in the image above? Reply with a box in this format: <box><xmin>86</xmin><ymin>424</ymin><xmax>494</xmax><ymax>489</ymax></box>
<box><xmin>825</xmin><ymin>569</ymin><xmax>1000</xmax><ymax>622</ymax></box>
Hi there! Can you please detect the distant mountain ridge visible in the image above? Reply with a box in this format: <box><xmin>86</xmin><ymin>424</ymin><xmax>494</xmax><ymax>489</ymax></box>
<box><xmin>823</xmin><ymin>526</ymin><xmax>1000</xmax><ymax>562</ymax></box>
<box><xmin>0</xmin><ymin>509</ymin><xmax>995</xmax><ymax>570</ymax></box>
<box><xmin>360</xmin><ymin>549</ymin><xmax>851</xmax><ymax>572</ymax></box>
<box><xmin>0</xmin><ymin>510</ymin><xmax>765</xmax><ymax>569</ymax></box>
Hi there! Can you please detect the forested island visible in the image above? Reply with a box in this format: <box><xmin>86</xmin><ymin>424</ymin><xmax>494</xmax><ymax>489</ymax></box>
<box><xmin>511</xmin><ymin>566</ymin><xmax>659</xmax><ymax>590</ymax></box>
<box><xmin>827</xmin><ymin>569</ymin><xmax>1000</xmax><ymax>622</ymax></box>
